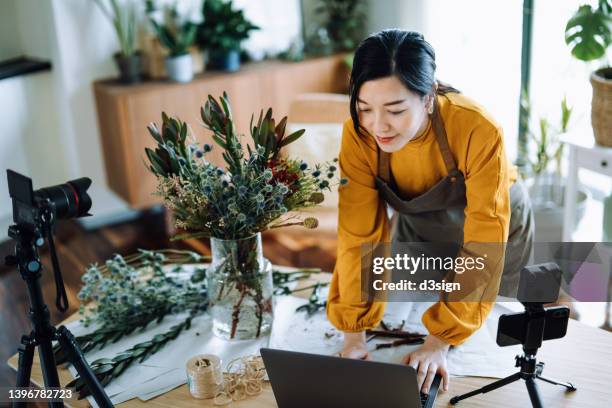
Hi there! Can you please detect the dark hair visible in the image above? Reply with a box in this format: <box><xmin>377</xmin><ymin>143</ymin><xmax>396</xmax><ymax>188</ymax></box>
<box><xmin>349</xmin><ymin>29</ymin><xmax>459</xmax><ymax>136</ymax></box>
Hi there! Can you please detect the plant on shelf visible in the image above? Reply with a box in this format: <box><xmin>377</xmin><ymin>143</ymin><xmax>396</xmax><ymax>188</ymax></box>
<box><xmin>565</xmin><ymin>0</ymin><xmax>611</xmax><ymax>146</ymax></box>
<box><xmin>94</xmin><ymin>0</ymin><xmax>141</xmax><ymax>84</ymax></box>
<box><xmin>306</xmin><ymin>0</ymin><xmax>366</xmax><ymax>55</ymax></box>
<box><xmin>145</xmin><ymin>92</ymin><xmax>345</xmax><ymax>340</ymax></box>
<box><xmin>196</xmin><ymin>0</ymin><xmax>259</xmax><ymax>72</ymax></box>
<box><xmin>148</xmin><ymin>3</ymin><xmax>198</xmax><ymax>82</ymax></box>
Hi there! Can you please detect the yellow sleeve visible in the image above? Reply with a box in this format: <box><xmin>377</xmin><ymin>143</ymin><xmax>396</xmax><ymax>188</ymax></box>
<box><xmin>422</xmin><ymin>122</ymin><xmax>511</xmax><ymax>346</ymax></box>
<box><xmin>326</xmin><ymin>121</ymin><xmax>389</xmax><ymax>332</ymax></box>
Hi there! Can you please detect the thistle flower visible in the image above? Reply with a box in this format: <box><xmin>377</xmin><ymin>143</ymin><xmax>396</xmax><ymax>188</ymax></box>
<box><xmin>309</xmin><ymin>192</ymin><xmax>324</xmax><ymax>204</ymax></box>
<box><xmin>263</xmin><ymin>169</ymin><xmax>273</xmax><ymax>181</ymax></box>
<box><xmin>146</xmin><ymin>93</ymin><xmax>343</xmax><ymax>239</ymax></box>
<box><xmin>303</xmin><ymin>217</ymin><xmax>319</xmax><ymax>229</ymax></box>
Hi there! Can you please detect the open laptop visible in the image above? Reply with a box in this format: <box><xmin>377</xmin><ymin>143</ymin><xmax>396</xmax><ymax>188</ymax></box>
<box><xmin>260</xmin><ymin>348</ymin><xmax>441</xmax><ymax>408</ymax></box>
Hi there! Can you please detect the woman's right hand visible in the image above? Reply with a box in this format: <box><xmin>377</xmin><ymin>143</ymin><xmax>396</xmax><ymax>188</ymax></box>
<box><xmin>337</xmin><ymin>331</ymin><xmax>369</xmax><ymax>360</ymax></box>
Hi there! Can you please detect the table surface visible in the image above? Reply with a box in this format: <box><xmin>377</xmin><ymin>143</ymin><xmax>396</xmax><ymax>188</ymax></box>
<box><xmin>8</xmin><ymin>288</ymin><xmax>612</xmax><ymax>407</ymax></box>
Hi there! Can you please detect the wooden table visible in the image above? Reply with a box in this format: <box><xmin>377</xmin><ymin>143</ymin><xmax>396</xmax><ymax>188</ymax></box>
<box><xmin>8</xmin><ymin>309</ymin><xmax>612</xmax><ymax>407</ymax></box>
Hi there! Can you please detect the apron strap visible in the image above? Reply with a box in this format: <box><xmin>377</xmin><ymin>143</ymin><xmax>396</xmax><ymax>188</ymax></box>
<box><xmin>377</xmin><ymin>96</ymin><xmax>459</xmax><ymax>183</ymax></box>
<box><xmin>431</xmin><ymin>98</ymin><xmax>458</xmax><ymax>174</ymax></box>
<box><xmin>377</xmin><ymin>147</ymin><xmax>396</xmax><ymax>189</ymax></box>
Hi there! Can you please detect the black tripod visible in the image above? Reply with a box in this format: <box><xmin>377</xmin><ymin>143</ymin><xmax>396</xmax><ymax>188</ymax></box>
<box><xmin>7</xmin><ymin>222</ymin><xmax>113</xmax><ymax>408</ymax></box>
<box><xmin>450</xmin><ymin>304</ymin><xmax>576</xmax><ymax>408</ymax></box>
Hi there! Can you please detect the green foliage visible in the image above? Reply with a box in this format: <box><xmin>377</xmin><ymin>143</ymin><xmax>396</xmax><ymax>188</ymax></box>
<box><xmin>74</xmin><ymin>249</ymin><xmax>209</xmax><ymax>330</ymax></box>
<box><xmin>197</xmin><ymin>0</ymin><xmax>259</xmax><ymax>53</ymax></box>
<box><xmin>66</xmin><ymin>310</ymin><xmax>201</xmax><ymax>399</ymax></box>
<box><xmin>149</xmin><ymin>5</ymin><xmax>197</xmax><ymax>57</ymax></box>
<box><xmin>144</xmin><ymin>92</ymin><xmax>345</xmax><ymax>240</ymax></box>
<box><xmin>313</xmin><ymin>0</ymin><xmax>366</xmax><ymax>53</ymax></box>
<box><xmin>565</xmin><ymin>0</ymin><xmax>611</xmax><ymax>62</ymax></box>
<box><xmin>94</xmin><ymin>0</ymin><xmax>138</xmax><ymax>56</ymax></box>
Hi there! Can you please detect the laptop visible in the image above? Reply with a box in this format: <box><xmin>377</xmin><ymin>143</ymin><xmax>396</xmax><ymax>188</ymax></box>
<box><xmin>260</xmin><ymin>348</ymin><xmax>441</xmax><ymax>408</ymax></box>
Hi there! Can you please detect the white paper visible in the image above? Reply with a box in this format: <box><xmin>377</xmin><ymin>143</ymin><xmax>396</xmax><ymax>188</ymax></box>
<box><xmin>269</xmin><ymin>296</ymin><xmax>524</xmax><ymax>379</ymax></box>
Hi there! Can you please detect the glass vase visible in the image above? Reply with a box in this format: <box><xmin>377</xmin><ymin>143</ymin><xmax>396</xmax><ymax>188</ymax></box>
<box><xmin>206</xmin><ymin>233</ymin><xmax>274</xmax><ymax>340</ymax></box>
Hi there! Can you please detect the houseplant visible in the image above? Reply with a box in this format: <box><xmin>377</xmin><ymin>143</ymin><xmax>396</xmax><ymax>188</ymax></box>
<box><xmin>197</xmin><ymin>0</ymin><xmax>259</xmax><ymax>72</ymax></box>
<box><xmin>305</xmin><ymin>0</ymin><xmax>366</xmax><ymax>55</ymax></box>
<box><xmin>565</xmin><ymin>0</ymin><xmax>612</xmax><ymax>146</ymax></box>
<box><xmin>94</xmin><ymin>0</ymin><xmax>141</xmax><ymax>84</ymax></box>
<box><xmin>144</xmin><ymin>93</ymin><xmax>344</xmax><ymax>339</ymax></box>
<box><xmin>525</xmin><ymin>97</ymin><xmax>589</xmax><ymax>241</ymax></box>
<box><xmin>149</xmin><ymin>4</ymin><xmax>198</xmax><ymax>82</ymax></box>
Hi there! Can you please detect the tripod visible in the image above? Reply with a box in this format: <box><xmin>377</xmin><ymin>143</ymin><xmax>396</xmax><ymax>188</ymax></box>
<box><xmin>450</xmin><ymin>304</ymin><xmax>576</xmax><ymax>408</ymax></box>
<box><xmin>6</xmin><ymin>223</ymin><xmax>113</xmax><ymax>408</ymax></box>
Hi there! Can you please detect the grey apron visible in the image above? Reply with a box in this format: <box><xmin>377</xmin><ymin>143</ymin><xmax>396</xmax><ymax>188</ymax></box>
<box><xmin>374</xmin><ymin>102</ymin><xmax>534</xmax><ymax>299</ymax></box>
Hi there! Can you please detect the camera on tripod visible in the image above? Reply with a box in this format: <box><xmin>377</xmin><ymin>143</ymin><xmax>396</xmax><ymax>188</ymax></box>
<box><xmin>5</xmin><ymin>169</ymin><xmax>113</xmax><ymax>408</ymax></box>
<box><xmin>7</xmin><ymin>169</ymin><xmax>92</xmax><ymax>233</ymax></box>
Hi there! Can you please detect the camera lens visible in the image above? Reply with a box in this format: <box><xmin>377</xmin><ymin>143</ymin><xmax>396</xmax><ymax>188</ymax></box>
<box><xmin>35</xmin><ymin>178</ymin><xmax>92</xmax><ymax>219</ymax></box>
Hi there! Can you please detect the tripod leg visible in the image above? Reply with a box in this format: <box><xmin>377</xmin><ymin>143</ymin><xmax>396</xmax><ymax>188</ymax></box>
<box><xmin>536</xmin><ymin>375</ymin><xmax>577</xmax><ymax>391</ymax></box>
<box><xmin>36</xmin><ymin>330</ymin><xmax>64</xmax><ymax>408</ymax></box>
<box><xmin>15</xmin><ymin>335</ymin><xmax>35</xmax><ymax>387</ymax></box>
<box><xmin>450</xmin><ymin>372</ymin><xmax>522</xmax><ymax>405</ymax></box>
<box><xmin>13</xmin><ymin>335</ymin><xmax>36</xmax><ymax>408</ymax></box>
<box><xmin>56</xmin><ymin>326</ymin><xmax>114</xmax><ymax>408</ymax></box>
<box><xmin>525</xmin><ymin>377</ymin><xmax>543</xmax><ymax>408</ymax></box>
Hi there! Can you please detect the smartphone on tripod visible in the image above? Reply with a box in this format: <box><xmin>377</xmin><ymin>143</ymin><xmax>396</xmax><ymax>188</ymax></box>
<box><xmin>496</xmin><ymin>305</ymin><xmax>570</xmax><ymax>347</ymax></box>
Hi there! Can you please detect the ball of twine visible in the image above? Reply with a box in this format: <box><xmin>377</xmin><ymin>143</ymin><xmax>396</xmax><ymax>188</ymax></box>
<box><xmin>186</xmin><ymin>354</ymin><xmax>223</xmax><ymax>399</ymax></box>
<box><xmin>213</xmin><ymin>355</ymin><xmax>267</xmax><ymax>406</ymax></box>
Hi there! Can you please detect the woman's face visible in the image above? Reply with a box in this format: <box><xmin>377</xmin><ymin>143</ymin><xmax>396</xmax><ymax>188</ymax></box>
<box><xmin>357</xmin><ymin>75</ymin><xmax>433</xmax><ymax>152</ymax></box>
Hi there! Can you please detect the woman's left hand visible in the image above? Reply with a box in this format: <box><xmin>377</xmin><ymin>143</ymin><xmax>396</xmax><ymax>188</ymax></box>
<box><xmin>402</xmin><ymin>335</ymin><xmax>450</xmax><ymax>393</ymax></box>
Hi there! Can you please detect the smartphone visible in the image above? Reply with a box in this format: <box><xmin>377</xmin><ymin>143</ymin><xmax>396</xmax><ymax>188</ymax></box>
<box><xmin>496</xmin><ymin>306</ymin><xmax>570</xmax><ymax>347</ymax></box>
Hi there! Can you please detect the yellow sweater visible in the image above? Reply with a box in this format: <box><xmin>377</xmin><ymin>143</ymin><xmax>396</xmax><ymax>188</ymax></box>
<box><xmin>326</xmin><ymin>92</ymin><xmax>516</xmax><ymax>346</ymax></box>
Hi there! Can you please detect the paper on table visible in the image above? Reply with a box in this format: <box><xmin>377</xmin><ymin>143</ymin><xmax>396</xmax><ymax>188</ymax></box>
<box><xmin>67</xmin><ymin>311</ymin><xmax>270</xmax><ymax>407</ymax></box>
<box><xmin>269</xmin><ymin>295</ymin><xmax>524</xmax><ymax>379</ymax></box>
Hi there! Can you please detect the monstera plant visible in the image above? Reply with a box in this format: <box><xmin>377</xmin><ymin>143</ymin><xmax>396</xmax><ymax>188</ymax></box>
<box><xmin>565</xmin><ymin>0</ymin><xmax>611</xmax><ymax>146</ymax></box>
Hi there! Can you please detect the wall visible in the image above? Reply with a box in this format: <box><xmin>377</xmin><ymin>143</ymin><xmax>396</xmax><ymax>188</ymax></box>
<box><xmin>0</xmin><ymin>0</ymin><xmax>21</xmax><ymax>60</ymax></box>
<box><xmin>0</xmin><ymin>0</ymin><xmax>71</xmax><ymax>240</ymax></box>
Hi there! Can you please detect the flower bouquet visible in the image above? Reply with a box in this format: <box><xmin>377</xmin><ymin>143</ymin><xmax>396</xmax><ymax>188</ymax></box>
<box><xmin>145</xmin><ymin>93</ymin><xmax>344</xmax><ymax>339</ymax></box>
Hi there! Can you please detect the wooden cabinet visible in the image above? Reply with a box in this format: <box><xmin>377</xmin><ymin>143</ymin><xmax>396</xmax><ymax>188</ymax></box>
<box><xmin>93</xmin><ymin>55</ymin><xmax>349</xmax><ymax>208</ymax></box>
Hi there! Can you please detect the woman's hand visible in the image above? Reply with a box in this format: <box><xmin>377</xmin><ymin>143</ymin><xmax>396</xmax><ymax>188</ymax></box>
<box><xmin>336</xmin><ymin>331</ymin><xmax>369</xmax><ymax>360</ymax></box>
<box><xmin>402</xmin><ymin>335</ymin><xmax>450</xmax><ymax>393</ymax></box>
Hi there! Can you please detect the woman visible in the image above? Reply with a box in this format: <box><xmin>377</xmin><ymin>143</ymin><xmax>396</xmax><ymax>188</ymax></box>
<box><xmin>326</xmin><ymin>30</ymin><xmax>534</xmax><ymax>394</ymax></box>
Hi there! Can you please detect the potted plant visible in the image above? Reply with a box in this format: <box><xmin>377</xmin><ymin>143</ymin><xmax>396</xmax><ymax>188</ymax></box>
<box><xmin>94</xmin><ymin>0</ymin><xmax>142</xmax><ymax>84</ymax></box>
<box><xmin>525</xmin><ymin>97</ymin><xmax>590</xmax><ymax>241</ymax></box>
<box><xmin>144</xmin><ymin>93</ymin><xmax>344</xmax><ymax>339</ymax></box>
<box><xmin>197</xmin><ymin>0</ymin><xmax>259</xmax><ymax>72</ymax></box>
<box><xmin>315</xmin><ymin>0</ymin><xmax>366</xmax><ymax>52</ymax></box>
<box><xmin>149</xmin><ymin>5</ymin><xmax>198</xmax><ymax>82</ymax></box>
<box><xmin>565</xmin><ymin>0</ymin><xmax>612</xmax><ymax>146</ymax></box>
